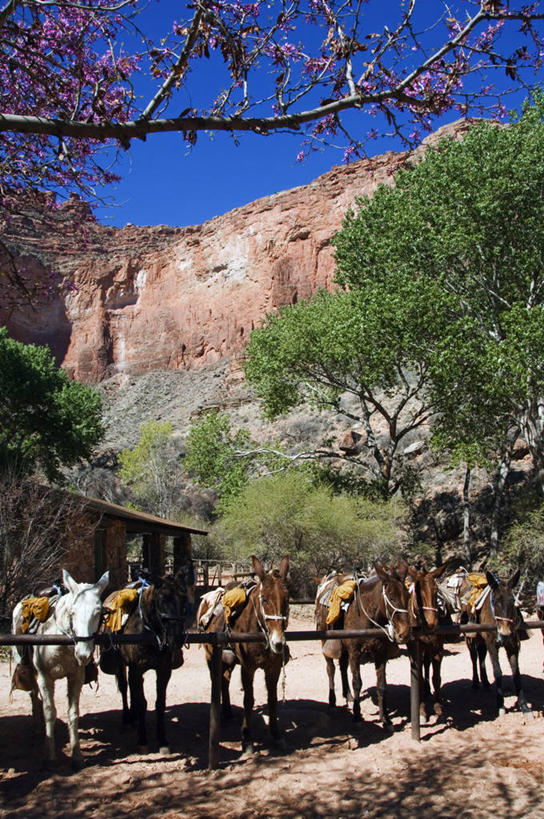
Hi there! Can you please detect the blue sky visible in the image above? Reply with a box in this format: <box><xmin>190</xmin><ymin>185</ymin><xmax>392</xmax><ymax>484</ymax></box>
<box><xmin>92</xmin><ymin>2</ymin><xmax>544</xmax><ymax>230</ymax></box>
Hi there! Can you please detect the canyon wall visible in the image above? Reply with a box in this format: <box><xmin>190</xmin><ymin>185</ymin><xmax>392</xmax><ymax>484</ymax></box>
<box><xmin>3</xmin><ymin>119</ymin><xmax>473</xmax><ymax>383</ymax></box>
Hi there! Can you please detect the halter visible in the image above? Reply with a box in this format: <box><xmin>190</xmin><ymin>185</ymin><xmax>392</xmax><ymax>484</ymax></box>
<box><xmin>407</xmin><ymin>581</ymin><xmax>438</xmax><ymax>629</ymax></box>
<box><xmin>249</xmin><ymin>580</ymin><xmax>289</xmax><ymax>651</ymax></box>
<box><xmin>141</xmin><ymin>582</ymin><xmax>186</xmax><ymax>649</ymax></box>
<box><xmin>54</xmin><ymin>590</ymin><xmax>103</xmax><ymax>643</ymax></box>
<box><xmin>358</xmin><ymin>582</ymin><xmax>408</xmax><ymax>642</ymax></box>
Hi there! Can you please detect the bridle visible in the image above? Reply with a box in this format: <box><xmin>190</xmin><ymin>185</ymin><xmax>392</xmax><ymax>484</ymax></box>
<box><xmin>407</xmin><ymin>580</ymin><xmax>438</xmax><ymax>628</ymax></box>
<box><xmin>250</xmin><ymin>579</ymin><xmax>289</xmax><ymax>650</ymax></box>
<box><xmin>358</xmin><ymin>580</ymin><xmax>408</xmax><ymax>642</ymax></box>
<box><xmin>54</xmin><ymin>590</ymin><xmax>104</xmax><ymax>644</ymax></box>
<box><xmin>143</xmin><ymin>583</ymin><xmax>186</xmax><ymax>649</ymax></box>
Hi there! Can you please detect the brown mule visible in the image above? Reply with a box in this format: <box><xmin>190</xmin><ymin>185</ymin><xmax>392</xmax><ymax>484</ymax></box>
<box><xmin>199</xmin><ymin>555</ymin><xmax>290</xmax><ymax>754</ymax></box>
<box><xmin>465</xmin><ymin>570</ymin><xmax>531</xmax><ymax>716</ymax></box>
<box><xmin>99</xmin><ymin>572</ymin><xmax>187</xmax><ymax>753</ymax></box>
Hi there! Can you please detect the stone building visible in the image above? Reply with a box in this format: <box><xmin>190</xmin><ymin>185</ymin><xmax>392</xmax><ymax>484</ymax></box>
<box><xmin>65</xmin><ymin>494</ymin><xmax>207</xmax><ymax>588</ymax></box>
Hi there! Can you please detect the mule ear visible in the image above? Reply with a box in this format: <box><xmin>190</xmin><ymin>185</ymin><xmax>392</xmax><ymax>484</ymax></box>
<box><xmin>509</xmin><ymin>568</ymin><xmax>521</xmax><ymax>588</ymax></box>
<box><xmin>62</xmin><ymin>569</ymin><xmax>79</xmax><ymax>596</ymax></box>
<box><xmin>278</xmin><ymin>555</ymin><xmax>289</xmax><ymax>580</ymax></box>
<box><xmin>486</xmin><ymin>571</ymin><xmax>498</xmax><ymax>590</ymax></box>
<box><xmin>95</xmin><ymin>571</ymin><xmax>110</xmax><ymax>595</ymax></box>
<box><xmin>374</xmin><ymin>563</ymin><xmax>389</xmax><ymax>583</ymax></box>
<box><xmin>251</xmin><ymin>555</ymin><xmax>266</xmax><ymax>581</ymax></box>
<box><xmin>431</xmin><ymin>565</ymin><xmax>447</xmax><ymax>579</ymax></box>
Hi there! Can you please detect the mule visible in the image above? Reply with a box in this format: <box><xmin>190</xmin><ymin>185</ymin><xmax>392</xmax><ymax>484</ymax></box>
<box><xmin>314</xmin><ymin>572</ymin><xmax>354</xmax><ymax>708</ymax></box>
<box><xmin>12</xmin><ymin>569</ymin><xmax>109</xmax><ymax>767</ymax></box>
<box><xmin>404</xmin><ymin>565</ymin><xmax>448</xmax><ymax>720</ymax></box>
<box><xmin>99</xmin><ymin>572</ymin><xmax>187</xmax><ymax>753</ymax></box>
<box><xmin>316</xmin><ymin>564</ymin><xmax>412</xmax><ymax>725</ymax></box>
<box><xmin>199</xmin><ymin>554</ymin><xmax>290</xmax><ymax>754</ymax></box>
<box><xmin>465</xmin><ymin>569</ymin><xmax>531</xmax><ymax>715</ymax></box>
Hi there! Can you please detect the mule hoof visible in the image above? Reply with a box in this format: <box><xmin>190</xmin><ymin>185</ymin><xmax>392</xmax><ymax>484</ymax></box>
<box><xmin>137</xmin><ymin>744</ymin><xmax>149</xmax><ymax>754</ymax></box>
<box><xmin>43</xmin><ymin>759</ymin><xmax>57</xmax><ymax>772</ymax></box>
<box><xmin>241</xmin><ymin>742</ymin><xmax>255</xmax><ymax>757</ymax></box>
<box><xmin>498</xmin><ymin>707</ymin><xmax>506</xmax><ymax>716</ymax></box>
<box><xmin>159</xmin><ymin>746</ymin><xmax>171</xmax><ymax>755</ymax></box>
<box><xmin>272</xmin><ymin>736</ymin><xmax>286</xmax><ymax>752</ymax></box>
<box><xmin>71</xmin><ymin>756</ymin><xmax>85</xmax><ymax>772</ymax></box>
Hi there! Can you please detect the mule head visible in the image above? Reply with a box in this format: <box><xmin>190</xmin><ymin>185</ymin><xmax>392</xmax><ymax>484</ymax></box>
<box><xmin>62</xmin><ymin>570</ymin><xmax>110</xmax><ymax>665</ymax></box>
<box><xmin>486</xmin><ymin>570</ymin><xmax>519</xmax><ymax>638</ymax></box>
<box><xmin>375</xmin><ymin>563</ymin><xmax>411</xmax><ymax>644</ymax></box>
<box><xmin>252</xmin><ymin>554</ymin><xmax>290</xmax><ymax>655</ymax></box>
<box><xmin>407</xmin><ymin>565</ymin><xmax>445</xmax><ymax>631</ymax></box>
<box><xmin>149</xmin><ymin>573</ymin><xmax>187</xmax><ymax>650</ymax></box>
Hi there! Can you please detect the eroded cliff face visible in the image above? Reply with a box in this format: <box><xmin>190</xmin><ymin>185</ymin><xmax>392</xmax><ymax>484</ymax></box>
<box><xmin>3</xmin><ymin>119</ymin><xmax>474</xmax><ymax>383</ymax></box>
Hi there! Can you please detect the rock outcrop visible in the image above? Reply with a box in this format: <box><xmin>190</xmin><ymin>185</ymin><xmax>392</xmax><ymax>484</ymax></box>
<box><xmin>3</xmin><ymin>119</ymin><xmax>475</xmax><ymax>383</ymax></box>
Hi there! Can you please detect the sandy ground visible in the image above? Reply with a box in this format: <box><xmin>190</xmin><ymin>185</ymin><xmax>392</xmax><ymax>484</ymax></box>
<box><xmin>1</xmin><ymin>611</ymin><xmax>544</xmax><ymax>819</ymax></box>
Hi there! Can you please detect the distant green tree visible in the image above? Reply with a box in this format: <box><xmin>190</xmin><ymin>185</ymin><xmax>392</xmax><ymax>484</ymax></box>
<box><xmin>0</xmin><ymin>327</ymin><xmax>103</xmax><ymax>481</ymax></box>
<box><xmin>118</xmin><ymin>421</ymin><xmax>182</xmax><ymax>519</ymax></box>
<box><xmin>184</xmin><ymin>410</ymin><xmax>287</xmax><ymax>512</ymax></box>
<box><xmin>212</xmin><ymin>470</ymin><xmax>409</xmax><ymax>594</ymax></box>
<box><xmin>498</xmin><ymin>505</ymin><xmax>544</xmax><ymax>605</ymax></box>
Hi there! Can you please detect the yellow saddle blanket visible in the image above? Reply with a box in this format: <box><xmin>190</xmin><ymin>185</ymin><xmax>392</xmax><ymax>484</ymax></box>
<box><xmin>326</xmin><ymin>580</ymin><xmax>357</xmax><ymax>626</ymax></box>
<box><xmin>104</xmin><ymin>588</ymin><xmax>139</xmax><ymax>633</ymax></box>
<box><xmin>20</xmin><ymin>597</ymin><xmax>50</xmax><ymax>633</ymax></box>
<box><xmin>467</xmin><ymin>572</ymin><xmax>488</xmax><ymax>614</ymax></box>
<box><xmin>222</xmin><ymin>587</ymin><xmax>247</xmax><ymax>626</ymax></box>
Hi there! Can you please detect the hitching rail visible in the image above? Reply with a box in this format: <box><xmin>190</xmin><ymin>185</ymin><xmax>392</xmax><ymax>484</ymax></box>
<box><xmin>2</xmin><ymin>621</ymin><xmax>543</xmax><ymax>769</ymax></box>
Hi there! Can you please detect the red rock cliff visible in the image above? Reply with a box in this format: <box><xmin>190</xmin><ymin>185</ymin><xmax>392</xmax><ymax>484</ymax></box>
<box><xmin>2</xmin><ymin>119</ymin><xmax>474</xmax><ymax>383</ymax></box>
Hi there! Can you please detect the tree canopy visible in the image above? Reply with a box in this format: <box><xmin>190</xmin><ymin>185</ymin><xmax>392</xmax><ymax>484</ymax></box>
<box><xmin>212</xmin><ymin>469</ymin><xmax>408</xmax><ymax>592</ymax></box>
<box><xmin>0</xmin><ymin>328</ymin><xmax>103</xmax><ymax>481</ymax></box>
<box><xmin>333</xmin><ymin>95</ymin><xmax>544</xmax><ymax>475</ymax></box>
<box><xmin>244</xmin><ymin>93</ymin><xmax>544</xmax><ymax>557</ymax></box>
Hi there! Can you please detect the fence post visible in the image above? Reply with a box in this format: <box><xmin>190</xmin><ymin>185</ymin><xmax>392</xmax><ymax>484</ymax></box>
<box><xmin>208</xmin><ymin>641</ymin><xmax>223</xmax><ymax>769</ymax></box>
<box><xmin>410</xmin><ymin>637</ymin><xmax>421</xmax><ymax>742</ymax></box>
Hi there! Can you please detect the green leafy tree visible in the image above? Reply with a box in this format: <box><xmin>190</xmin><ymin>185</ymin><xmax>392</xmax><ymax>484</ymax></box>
<box><xmin>0</xmin><ymin>328</ymin><xmax>103</xmax><ymax>481</ymax></box>
<box><xmin>333</xmin><ymin>94</ymin><xmax>544</xmax><ymax>549</ymax></box>
<box><xmin>244</xmin><ymin>285</ymin><xmax>456</xmax><ymax>499</ymax></box>
<box><xmin>118</xmin><ymin>421</ymin><xmax>182</xmax><ymax>519</ymax></box>
<box><xmin>185</xmin><ymin>410</ymin><xmax>288</xmax><ymax>511</ymax></box>
<box><xmin>212</xmin><ymin>470</ymin><xmax>409</xmax><ymax>594</ymax></box>
<box><xmin>498</xmin><ymin>505</ymin><xmax>544</xmax><ymax>607</ymax></box>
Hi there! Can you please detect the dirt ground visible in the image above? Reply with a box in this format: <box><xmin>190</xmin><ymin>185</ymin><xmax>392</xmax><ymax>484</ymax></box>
<box><xmin>1</xmin><ymin>610</ymin><xmax>544</xmax><ymax>819</ymax></box>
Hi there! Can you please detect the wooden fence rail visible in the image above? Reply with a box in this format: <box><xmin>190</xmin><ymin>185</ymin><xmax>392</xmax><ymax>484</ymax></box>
<box><xmin>2</xmin><ymin>620</ymin><xmax>543</xmax><ymax>768</ymax></box>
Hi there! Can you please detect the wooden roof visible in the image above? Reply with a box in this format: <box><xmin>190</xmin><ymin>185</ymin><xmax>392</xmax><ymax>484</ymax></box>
<box><xmin>82</xmin><ymin>495</ymin><xmax>208</xmax><ymax>538</ymax></box>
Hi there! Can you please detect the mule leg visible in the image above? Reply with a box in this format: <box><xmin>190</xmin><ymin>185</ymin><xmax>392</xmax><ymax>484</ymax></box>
<box><xmin>156</xmin><ymin>660</ymin><xmax>172</xmax><ymax>753</ymax></box>
<box><xmin>325</xmin><ymin>657</ymin><xmax>336</xmax><ymax>708</ymax></box>
<box><xmin>240</xmin><ymin>665</ymin><xmax>256</xmax><ymax>754</ymax></box>
<box><xmin>478</xmin><ymin>640</ymin><xmax>490</xmax><ymax>688</ymax></box>
<box><xmin>36</xmin><ymin>672</ymin><xmax>57</xmax><ymax>765</ymax></box>
<box><xmin>116</xmin><ymin>662</ymin><xmax>131</xmax><ymax>725</ymax></box>
<box><xmin>431</xmin><ymin>649</ymin><xmax>444</xmax><ymax>717</ymax></box>
<box><xmin>348</xmin><ymin>649</ymin><xmax>363</xmax><ymax>722</ymax></box>
<box><xmin>264</xmin><ymin>662</ymin><xmax>283</xmax><ymax>746</ymax></box>
<box><xmin>128</xmin><ymin>665</ymin><xmax>148</xmax><ymax>750</ymax></box>
<box><xmin>467</xmin><ymin>638</ymin><xmax>480</xmax><ymax>688</ymax></box>
<box><xmin>506</xmin><ymin>642</ymin><xmax>531</xmax><ymax>714</ymax></box>
<box><xmin>488</xmin><ymin>645</ymin><xmax>505</xmax><ymax>714</ymax></box>
<box><xmin>66</xmin><ymin>670</ymin><xmax>85</xmax><ymax>767</ymax></box>
<box><xmin>375</xmin><ymin>659</ymin><xmax>391</xmax><ymax>727</ymax></box>
<box><xmin>339</xmin><ymin>649</ymin><xmax>352</xmax><ymax>705</ymax></box>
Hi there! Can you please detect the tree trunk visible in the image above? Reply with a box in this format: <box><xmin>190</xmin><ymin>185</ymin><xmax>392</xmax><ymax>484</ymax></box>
<box><xmin>462</xmin><ymin>465</ymin><xmax>472</xmax><ymax>567</ymax></box>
